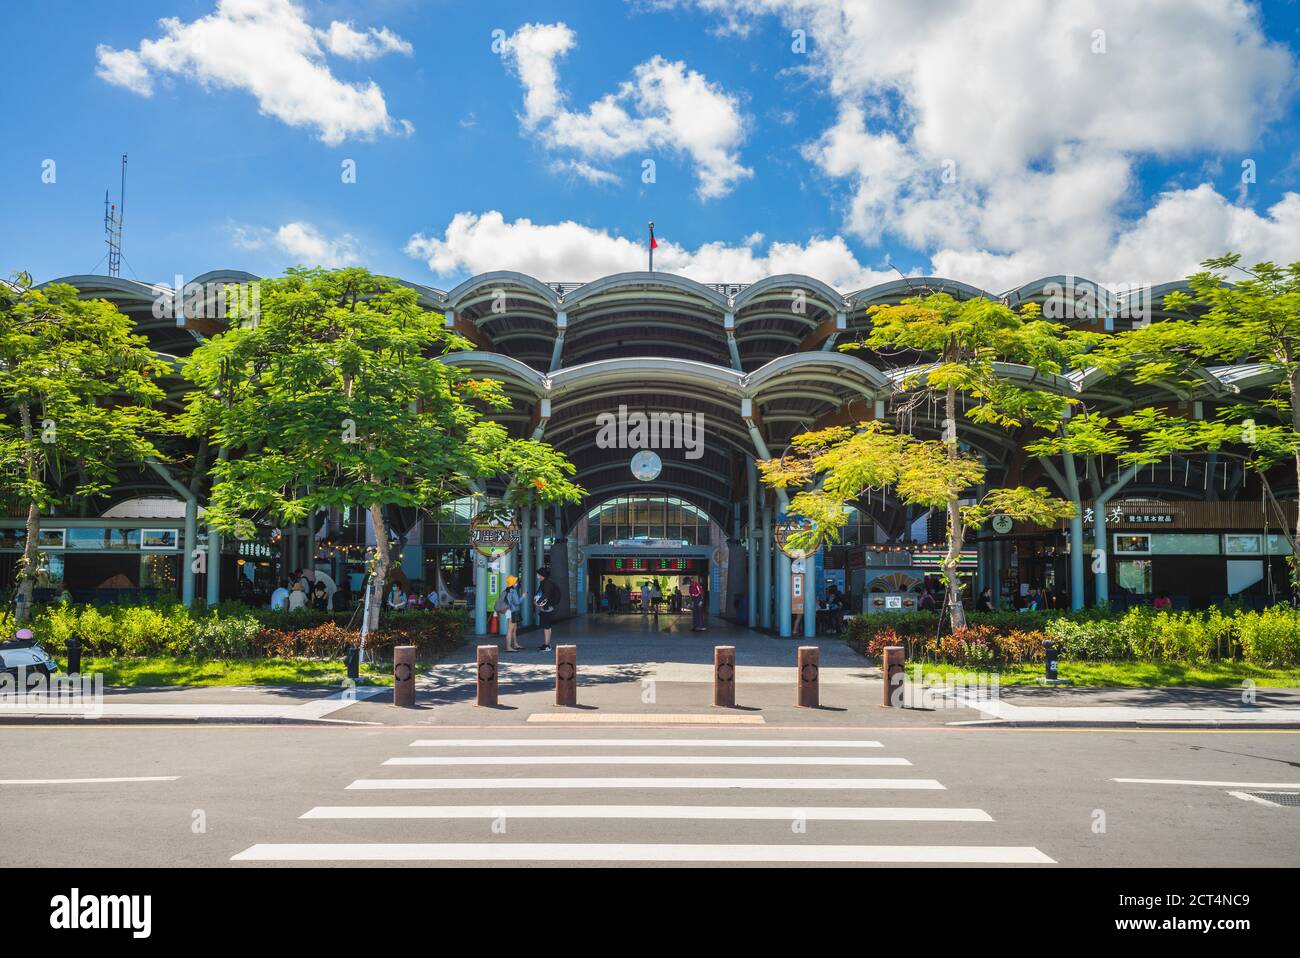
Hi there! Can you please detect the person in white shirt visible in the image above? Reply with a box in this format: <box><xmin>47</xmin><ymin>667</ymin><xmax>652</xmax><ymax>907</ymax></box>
<box><xmin>425</xmin><ymin>589</ymin><xmax>440</xmax><ymax>609</ymax></box>
<box><xmin>270</xmin><ymin>580</ymin><xmax>290</xmax><ymax>611</ymax></box>
<box><xmin>287</xmin><ymin>582</ymin><xmax>308</xmax><ymax>611</ymax></box>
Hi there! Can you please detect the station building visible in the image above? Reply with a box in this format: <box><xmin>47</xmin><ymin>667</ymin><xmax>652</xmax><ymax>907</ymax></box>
<box><xmin>7</xmin><ymin>268</ymin><xmax>1292</xmax><ymax>635</ymax></box>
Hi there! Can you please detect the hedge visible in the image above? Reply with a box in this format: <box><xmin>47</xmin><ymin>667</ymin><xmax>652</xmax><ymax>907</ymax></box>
<box><xmin>6</xmin><ymin>602</ymin><xmax>467</xmax><ymax>662</ymax></box>
<box><xmin>846</xmin><ymin>606</ymin><xmax>1300</xmax><ymax>668</ymax></box>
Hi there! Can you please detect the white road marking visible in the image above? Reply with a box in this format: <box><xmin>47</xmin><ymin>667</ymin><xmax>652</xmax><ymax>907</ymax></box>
<box><xmin>233</xmin><ymin>842</ymin><xmax>1052</xmax><ymax>864</ymax></box>
<box><xmin>0</xmin><ymin>776</ymin><xmax>179</xmax><ymax>785</ymax></box>
<box><xmin>346</xmin><ymin>777</ymin><xmax>944</xmax><ymax>790</ymax></box>
<box><xmin>408</xmin><ymin>738</ymin><xmax>884</xmax><ymax>749</ymax></box>
<box><xmin>301</xmin><ymin>804</ymin><xmax>993</xmax><ymax>822</ymax></box>
<box><xmin>1113</xmin><ymin>778</ymin><xmax>1300</xmax><ymax>788</ymax></box>
<box><xmin>382</xmin><ymin>755</ymin><xmax>911</xmax><ymax>767</ymax></box>
<box><xmin>1227</xmin><ymin>790</ymin><xmax>1288</xmax><ymax>807</ymax></box>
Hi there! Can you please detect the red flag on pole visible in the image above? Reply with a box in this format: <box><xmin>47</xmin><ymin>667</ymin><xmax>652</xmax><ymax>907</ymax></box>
<box><xmin>648</xmin><ymin>222</ymin><xmax>657</xmax><ymax>271</ymax></box>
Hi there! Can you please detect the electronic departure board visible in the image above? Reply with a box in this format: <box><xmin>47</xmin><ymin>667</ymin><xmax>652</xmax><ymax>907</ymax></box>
<box><xmin>606</xmin><ymin>557</ymin><xmax>693</xmax><ymax>572</ymax></box>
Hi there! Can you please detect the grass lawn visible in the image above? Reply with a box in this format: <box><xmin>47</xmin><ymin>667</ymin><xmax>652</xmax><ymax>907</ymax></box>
<box><xmin>904</xmin><ymin>660</ymin><xmax>1300</xmax><ymax>688</ymax></box>
<box><xmin>81</xmin><ymin>656</ymin><xmax>399</xmax><ymax>688</ymax></box>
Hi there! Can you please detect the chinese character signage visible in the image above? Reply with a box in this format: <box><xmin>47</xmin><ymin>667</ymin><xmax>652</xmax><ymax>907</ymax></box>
<box><xmin>469</xmin><ymin>515</ymin><xmax>521</xmax><ymax>557</ymax></box>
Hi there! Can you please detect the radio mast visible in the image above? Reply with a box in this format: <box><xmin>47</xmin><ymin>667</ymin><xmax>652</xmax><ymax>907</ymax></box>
<box><xmin>103</xmin><ymin>154</ymin><xmax>127</xmax><ymax>277</ymax></box>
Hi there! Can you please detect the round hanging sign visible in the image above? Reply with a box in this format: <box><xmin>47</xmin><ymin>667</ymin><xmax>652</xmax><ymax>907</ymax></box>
<box><xmin>775</xmin><ymin>516</ymin><xmax>818</xmax><ymax>559</ymax></box>
<box><xmin>469</xmin><ymin>514</ymin><xmax>521</xmax><ymax>558</ymax></box>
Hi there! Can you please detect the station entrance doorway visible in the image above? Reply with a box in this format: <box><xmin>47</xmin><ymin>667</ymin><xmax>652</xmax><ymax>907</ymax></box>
<box><xmin>588</xmin><ymin>553</ymin><xmax>710</xmax><ymax>617</ymax></box>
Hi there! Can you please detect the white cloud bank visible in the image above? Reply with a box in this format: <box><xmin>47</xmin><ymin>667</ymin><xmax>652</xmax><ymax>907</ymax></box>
<box><xmin>670</xmin><ymin>0</ymin><xmax>1299</xmax><ymax>288</ymax></box>
<box><xmin>500</xmin><ymin>22</ymin><xmax>752</xmax><ymax>199</ymax></box>
<box><xmin>406</xmin><ymin>211</ymin><xmax>896</xmax><ymax>289</ymax></box>
<box><xmin>95</xmin><ymin>0</ymin><xmax>413</xmax><ymax>145</ymax></box>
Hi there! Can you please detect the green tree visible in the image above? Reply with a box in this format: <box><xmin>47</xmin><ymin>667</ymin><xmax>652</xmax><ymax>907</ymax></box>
<box><xmin>1087</xmin><ymin>254</ymin><xmax>1300</xmax><ymax>584</ymax></box>
<box><xmin>1026</xmin><ymin>406</ymin><xmax>1238</xmax><ymax>606</ymax></box>
<box><xmin>831</xmin><ymin>293</ymin><xmax>1088</xmax><ymax>626</ymax></box>
<box><xmin>759</xmin><ymin>421</ymin><xmax>1074</xmax><ymax>629</ymax></box>
<box><xmin>0</xmin><ymin>277</ymin><xmax>170</xmax><ymax>621</ymax></box>
<box><xmin>179</xmin><ymin>268</ymin><xmax>582</xmax><ymax>632</ymax></box>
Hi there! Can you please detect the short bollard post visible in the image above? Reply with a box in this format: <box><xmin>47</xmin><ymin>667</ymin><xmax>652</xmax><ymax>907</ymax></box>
<box><xmin>476</xmin><ymin>645</ymin><xmax>499</xmax><ymax>707</ymax></box>
<box><xmin>882</xmin><ymin>645</ymin><xmax>905</xmax><ymax>708</ymax></box>
<box><xmin>393</xmin><ymin>645</ymin><xmax>416</xmax><ymax>708</ymax></box>
<box><xmin>713</xmin><ymin>645</ymin><xmax>736</xmax><ymax>708</ymax></box>
<box><xmin>555</xmin><ymin>645</ymin><xmax>578</xmax><ymax>707</ymax></box>
<box><xmin>1044</xmin><ymin>640</ymin><xmax>1059</xmax><ymax>682</ymax></box>
<box><xmin>66</xmin><ymin>636</ymin><xmax>82</xmax><ymax>675</ymax></box>
<box><xmin>797</xmin><ymin>646</ymin><xmax>819</xmax><ymax>708</ymax></box>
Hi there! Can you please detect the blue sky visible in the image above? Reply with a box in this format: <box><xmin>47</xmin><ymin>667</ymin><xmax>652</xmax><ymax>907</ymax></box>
<box><xmin>3</xmin><ymin>0</ymin><xmax>1300</xmax><ymax>293</ymax></box>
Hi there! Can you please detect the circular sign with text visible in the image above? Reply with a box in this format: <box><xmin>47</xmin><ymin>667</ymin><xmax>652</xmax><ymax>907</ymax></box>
<box><xmin>469</xmin><ymin>514</ymin><xmax>521</xmax><ymax>558</ymax></box>
<box><xmin>991</xmin><ymin>514</ymin><xmax>1014</xmax><ymax>535</ymax></box>
<box><xmin>775</xmin><ymin>516</ymin><xmax>818</xmax><ymax>559</ymax></box>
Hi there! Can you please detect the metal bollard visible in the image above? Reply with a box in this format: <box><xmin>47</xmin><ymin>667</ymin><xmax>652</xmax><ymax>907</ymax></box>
<box><xmin>66</xmin><ymin>637</ymin><xmax>82</xmax><ymax>675</ymax></box>
<box><xmin>555</xmin><ymin>645</ymin><xmax>578</xmax><ymax>707</ymax></box>
<box><xmin>393</xmin><ymin>645</ymin><xmax>416</xmax><ymax>708</ymax></box>
<box><xmin>882</xmin><ymin>645</ymin><xmax>905</xmax><ymax>708</ymax></box>
<box><xmin>1044</xmin><ymin>640</ymin><xmax>1059</xmax><ymax>682</ymax></box>
<box><xmin>713</xmin><ymin>645</ymin><xmax>736</xmax><ymax>708</ymax></box>
<box><xmin>344</xmin><ymin>645</ymin><xmax>359</xmax><ymax>681</ymax></box>
<box><xmin>476</xmin><ymin>645</ymin><xmax>499</xmax><ymax>707</ymax></box>
<box><xmin>797</xmin><ymin>646</ymin><xmax>819</xmax><ymax>708</ymax></box>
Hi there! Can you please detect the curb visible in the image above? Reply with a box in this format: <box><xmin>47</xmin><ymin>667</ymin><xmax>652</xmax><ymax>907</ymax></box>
<box><xmin>0</xmin><ymin>715</ymin><xmax>376</xmax><ymax>727</ymax></box>
<box><xmin>949</xmin><ymin>719</ymin><xmax>1300</xmax><ymax>730</ymax></box>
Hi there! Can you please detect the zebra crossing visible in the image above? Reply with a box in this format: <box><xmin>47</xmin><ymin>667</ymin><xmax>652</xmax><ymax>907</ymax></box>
<box><xmin>231</xmin><ymin>732</ymin><xmax>1055</xmax><ymax>865</ymax></box>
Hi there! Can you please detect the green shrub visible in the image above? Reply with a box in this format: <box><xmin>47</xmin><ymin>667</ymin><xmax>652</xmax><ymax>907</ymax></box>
<box><xmin>183</xmin><ymin>612</ymin><xmax>261</xmax><ymax>658</ymax></box>
<box><xmin>1236</xmin><ymin>605</ymin><xmax>1300</xmax><ymax>667</ymax></box>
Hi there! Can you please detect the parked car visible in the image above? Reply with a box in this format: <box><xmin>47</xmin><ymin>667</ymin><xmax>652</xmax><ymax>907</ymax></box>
<box><xmin>0</xmin><ymin>629</ymin><xmax>60</xmax><ymax>689</ymax></box>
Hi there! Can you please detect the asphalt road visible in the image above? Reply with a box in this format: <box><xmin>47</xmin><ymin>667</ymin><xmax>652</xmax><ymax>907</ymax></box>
<box><xmin>2</xmin><ymin>724</ymin><xmax>1298</xmax><ymax>867</ymax></box>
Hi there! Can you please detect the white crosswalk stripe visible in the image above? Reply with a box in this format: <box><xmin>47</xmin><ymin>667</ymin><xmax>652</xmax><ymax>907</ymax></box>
<box><xmin>407</xmin><ymin>738</ymin><xmax>885</xmax><ymax>748</ymax></box>
<box><xmin>233</xmin><ymin>732</ymin><xmax>1055</xmax><ymax>865</ymax></box>
<box><xmin>381</xmin><ymin>755</ymin><xmax>912</xmax><ymax>767</ymax></box>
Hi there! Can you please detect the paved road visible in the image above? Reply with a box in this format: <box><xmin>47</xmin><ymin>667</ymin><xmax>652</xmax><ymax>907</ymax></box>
<box><xmin>2</xmin><ymin>724</ymin><xmax>1298</xmax><ymax>867</ymax></box>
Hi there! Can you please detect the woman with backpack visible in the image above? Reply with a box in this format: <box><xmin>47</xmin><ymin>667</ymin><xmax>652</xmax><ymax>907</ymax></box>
<box><xmin>534</xmin><ymin>566</ymin><xmax>561</xmax><ymax>652</ymax></box>
<box><xmin>501</xmin><ymin>575</ymin><xmax>523</xmax><ymax>652</ymax></box>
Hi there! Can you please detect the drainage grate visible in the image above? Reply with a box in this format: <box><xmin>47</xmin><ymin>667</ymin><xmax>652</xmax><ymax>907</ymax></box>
<box><xmin>1242</xmin><ymin>791</ymin><xmax>1300</xmax><ymax>807</ymax></box>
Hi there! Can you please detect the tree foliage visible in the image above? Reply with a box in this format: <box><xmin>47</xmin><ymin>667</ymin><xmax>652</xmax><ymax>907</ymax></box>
<box><xmin>179</xmin><ymin>267</ymin><xmax>583</xmax><ymax>628</ymax></box>
<box><xmin>0</xmin><ymin>278</ymin><xmax>170</xmax><ymax>618</ymax></box>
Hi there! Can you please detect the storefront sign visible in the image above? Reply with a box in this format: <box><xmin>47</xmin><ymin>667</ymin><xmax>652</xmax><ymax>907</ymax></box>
<box><xmin>235</xmin><ymin>540</ymin><xmax>274</xmax><ymax>560</ymax></box>
<box><xmin>469</xmin><ymin>515</ymin><xmax>521</xmax><ymax>557</ymax></box>
<box><xmin>775</xmin><ymin>517</ymin><xmax>818</xmax><ymax>559</ymax></box>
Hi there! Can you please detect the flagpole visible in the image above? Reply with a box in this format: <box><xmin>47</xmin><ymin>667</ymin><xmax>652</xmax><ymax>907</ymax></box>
<box><xmin>648</xmin><ymin>221</ymin><xmax>655</xmax><ymax>272</ymax></box>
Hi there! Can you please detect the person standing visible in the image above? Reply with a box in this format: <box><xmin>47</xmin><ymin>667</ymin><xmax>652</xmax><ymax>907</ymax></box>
<box><xmin>503</xmin><ymin>575</ymin><xmax>523</xmax><ymax>652</ymax></box>
<box><xmin>689</xmin><ymin>577</ymin><xmax>706</xmax><ymax>632</ymax></box>
<box><xmin>534</xmin><ymin>567</ymin><xmax>561</xmax><ymax>651</ymax></box>
<box><xmin>604</xmin><ymin>578</ymin><xmax>617</xmax><ymax>615</ymax></box>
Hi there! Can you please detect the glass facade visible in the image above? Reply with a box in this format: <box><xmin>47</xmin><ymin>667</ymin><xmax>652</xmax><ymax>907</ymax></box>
<box><xmin>585</xmin><ymin>495</ymin><xmax>711</xmax><ymax>545</ymax></box>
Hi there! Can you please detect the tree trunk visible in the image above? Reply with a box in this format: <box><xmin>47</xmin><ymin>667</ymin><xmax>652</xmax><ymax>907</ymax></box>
<box><xmin>943</xmin><ymin>385</ymin><xmax>968</xmax><ymax>630</ymax></box>
<box><xmin>366</xmin><ymin>503</ymin><xmax>389</xmax><ymax>635</ymax></box>
<box><xmin>15</xmin><ymin>403</ymin><xmax>39</xmax><ymax>624</ymax></box>
<box><xmin>1289</xmin><ymin>371</ymin><xmax>1300</xmax><ymax>597</ymax></box>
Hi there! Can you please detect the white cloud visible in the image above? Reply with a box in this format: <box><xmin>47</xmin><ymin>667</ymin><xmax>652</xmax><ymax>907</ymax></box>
<box><xmin>676</xmin><ymin>0</ymin><xmax>1296</xmax><ymax>287</ymax></box>
<box><xmin>405</xmin><ymin>211</ymin><xmax>895</xmax><ymax>289</ymax></box>
<box><xmin>319</xmin><ymin>22</ymin><xmax>413</xmax><ymax>60</ymax></box>
<box><xmin>549</xmin><ymin>159</ymin><xmax>622</xmax><ymax>186</ymax></box>
<box><xmin>232</xmin><ymin>221</ymin><xmax>362</xmax><ymax>268</ymax></box>
<box><xmin>95</xmin><ymin>0</ymin><xmax>413</xmax><ymax>145</ymax></box>
<box><xmin>501</xmin><ymin>22</ymin><xmax>752</xmax><ymax>199</ymax></box>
